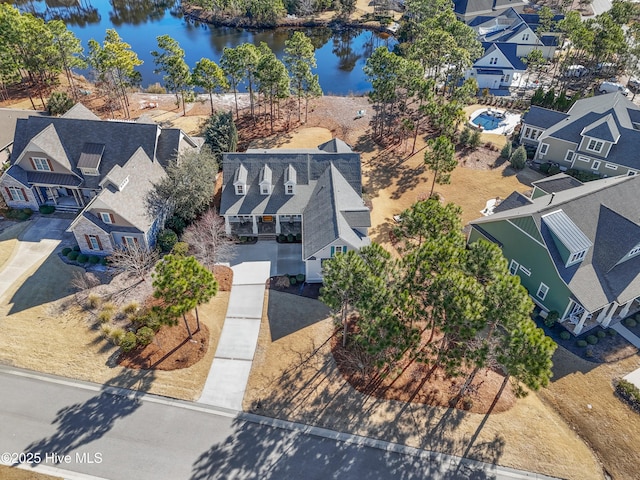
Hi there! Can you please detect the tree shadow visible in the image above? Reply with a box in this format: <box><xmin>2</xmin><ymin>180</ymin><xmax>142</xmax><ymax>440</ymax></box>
<box><xmin>18</xmin><ymin>368</ymin><xmax>155</xmax><ymax>467</ymax></box>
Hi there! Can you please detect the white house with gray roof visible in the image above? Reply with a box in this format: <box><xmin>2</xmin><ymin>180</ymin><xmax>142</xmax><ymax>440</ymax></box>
<box><xmin>220</xmin><ymin>139</ymin><xmax>371</xmax><ymax>282</ymax></box>
<box><xmin>0</xmin><ymin>103</ymin><xmax>201</xmax><ymax>255</ymax></box>
<box><xmin>520</xmin><ymin>92</ymin><xmax>640</xmax><ymax>177</ymax></box>
<box><xmin>469</xmin><ymin>174</ymin><xmax>640</xmax><ymax>335</ymax></box>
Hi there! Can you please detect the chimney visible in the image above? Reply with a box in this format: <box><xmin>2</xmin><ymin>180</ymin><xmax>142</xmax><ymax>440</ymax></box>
<box><xmin>547</xmin><ymin>192</ymin><xmax>555</xmax><ymax>205</ymax></box>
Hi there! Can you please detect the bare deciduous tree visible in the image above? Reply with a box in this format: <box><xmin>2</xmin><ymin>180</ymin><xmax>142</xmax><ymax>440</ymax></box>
<box><xmin>182</xmin><ymin>209</ymin><xmax>235</xmax><ymax>268</ymax></box>
<box><xmin>108</xmin><ymin>243</ymin><xmax>159</xmax><ymax>280</ymax></box>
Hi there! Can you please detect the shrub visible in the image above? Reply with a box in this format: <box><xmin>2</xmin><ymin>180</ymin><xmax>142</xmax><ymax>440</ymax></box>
<box><xmin>635</xmin><ymin>313</ymin><xmax>640</xmax><ymax>321</ymax></box>
<box><xmin>88</xmin><ymin>255</ymin><xmax>100</xmax><ymax>264</ymax></box>
<box><xmin>100</xmin><ymin>324</ymin><xmax>112</xmax><ymax>338</ymax></box>
<box><xmin>608</xmin><ymin>328</ymin><xmax>618</xmax><ymax>336</ymax></box>
<box><xmin>165</xmin><ymin>215</ymin><xmax>186</xmax><ymax>235</ymax></box>
<box><xmin>136</xmin><ymin>326</ymin><xmax>155</xmax><ymax>346</ymax></box>
<box><xmin>576</xmin><ymin>339</ymin><xmax>588</xmax><ymax>347</ymax></box>
<box><xmin>278</xmin><ymin>233</ymin><xmax>286</xmax><ymax>242</ymax></box>
<box><xmin>172</xmin><ymin>241</ymin><xmax>189</xmax><ymax>256</ymax></box>
<box><xmin>539</xmin><ymin>162</ymin><xmax>551</xmax><ymax>174</ymax></box>
<box><xmin>585</xmin><ymin>347</ymin><xmax>595</xmax><ymax>358</ymax></box>
<box><xmin>500</xmin><ymin>142</ymin><xmax>512</xmax><ymax>159</ymax></box>
<box><xmin>120</xmin><ymin>331</ymin><xmax>137</xmax><ymax>352</ymax></box>
<box><xmin>67</xmin><ymin>251</ymin><xmax>79</xmax><ymax>261</ymax></box>
<box><xmin>107</xmin><ymin>327</ymin><xmax>125</xmax><ymax>345</ymax></box>
<box><xmin>39</xmin><ymin>205</ymin><xmax>55</xmax><ymax>214</ymax></box>
<box><xmin>144</xmin><ymin>311</ymin><xmax>163</xmax><ymax>332</ymax></box>
<box><xmin>146</xmin><ymin>82</ymin><xmax>167</xmax><ymax>94</ymax></box>
<box><xmin>458</xmin><ymin>126</ymin><xmax>472</xmax><ymax>146</ymax></box>
<box><xmin>86</xmin><ymin>294</ymin><xmax>101</xmax><ymax>309</ymax></box>
<box><xmin>615</xmin><ymin>379</ymin><xmax>640</xmax><ymax>412</ymax></box>
<box><xmin>47</xmin><ymin>91</ymin><xmax>74</xmax><ymax>116</ymax></box>
<box><xmin>76</xmin><ymin>254</ymin><xmax>88</xmax><ymax>263</ymax></box>
<box><xmin>469</xmin><ymin>130</ymin><xmax>482</xmax><ymax>150</ymax></box>
<box><xmin>296</xmin><ymin>273</ymin><xmax>305</xmax><ymax>283</ymax></box>
<box><xmin>289</xmin><ymin>277</ymin><xmax>297</xmax><ymax>286</ymax></box>
<box><xmin>544</xmin><ymin>310</ymin><xmax>559</xmax><ymax>328</ymax></box>
<box><xmin>73</xmin><ymin>245</ymin><xmax>80</xmax><ymax>251</ymax></box>
<box><xmin>100</xmin><ymin>257</ymin><xmax>108</xmax><ymax>266</ymax></box>
<box><xmin>98</xmin><ymin>309</ymin><xmax>113</xmax><ymax>324</ymax></box>
<box><xmin>157</xmin><ymin>229</ymin><xmax>178</xmax><ymax>252</ymax></box>
<box><xmin>295</xmin><ymin>233</ymin><xmax>302</xmax><ymax>242</ymax></box>
<box><xmin>287</xmin><ymin>233</ymin><xmax>294</xmax><ymax>243</ymax></box>
<box><xmin>462</xmin><ymin>398</ymin><xmax>473</xmax><ymax>410</ymax></box>
<box><xmin>597</xmin><ymin>330</ymin><xmax>607</xmax><ymax>338</ymax></box>
<box><xmin>510</xmin><ymin>146</ymin><xmax>527</xmax><ymax>170</ymax></box>
<box><xmin>566</xmin><ymin>168</ymin><xmax>601</xmax><ymax>183</ymax></box>
<box><xmin>559</xmin><ymin>331</ymin><xmax>571</xmax><ymax>340</ymax></box>
<box><xmin>586</xmin><ymin>335</ymin><xmax>598</xmax><ymax>345</ymax></box>
<box><xmin>62</xmin><ymin>247</ymin><xmax>72</xmax><ymax>256</ymax></box>
<box><xmin>625</xmin><ymin>317</ymin><xmax>638</xmax><ymax>328</ymax></box>
<box><xmin>548</xmin><ymin>165</ymin><xmax>561</xmax><ymax>175</ymax></box>
<box><xmin>123</xmin><ymin>302</ymin><xmax>139</xmax><ymax>315</ymax></box>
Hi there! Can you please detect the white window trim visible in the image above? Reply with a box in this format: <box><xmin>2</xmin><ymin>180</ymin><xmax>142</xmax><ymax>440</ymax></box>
<box><xmin>536</xmin><ymin>282</ymin><xmax>549</xmax><ymax>301</ymax></box>
<box><xmin>577</xmin><ymin>155</ymin><xmax>590</xmax><ymax>162</ymax></box>
<box><xmin>32</xmin><ymin>157</ymin><xmax>51</xmax><ymax>171</ymax></box>
<box><xmin>519</xmin><ymin>265</ymin><xmax>532</xmax><ymax>276</ymax></box>
<box><xmin>100</xmin><ymin>212</ymin><xmax>112</xmax><ymax>224</ymax></box>
<box><xmin>565</xmin><ymin>150</ymin><xmax>575</xmax><ymax>162</ymax></box>
<box><xmin>592</xmin><ymin>160</ymin><xmax>601</xmax><ymax>170</ymax></box>
<box><xmin>586</xmin><ymin>138</ymin><xmax>604</xmax><ymax>153</ymax></box>
<box><xmin>330</xmin><ymin>245</ymin><xmax>347</xmax><ymax>257</ymax></box>
<box><xmin>568</xmin><ymin>249</ymin><xmax>587</xmax><ymax>266</ymax></box>
<box><xmin>628</xmin><ymin>170</ymin><xmax>637</xmax><ymax>176</ymax></box>
<box><xmin>509</xmin><ymin>259</ymin><xmax>520</xmax><ymax>275</ymax></box>
<box><xmin>8</xmin><ymin>186</ymin><xmax>26</xmax><ymax>201</ymax></box>
<box><xmin>286</xmin><ymin>184</ymin><xmax>294</xmax><ymax>195</ymax></box>
<box><xmin>260</xmin><ymin>185</ymin><xmax>270</xmax><ymax>195</ymax></box>
<box><xmin>539</xmin><ymin>143</ymin><xmax>549</xmax><ymax>155</ymax></box>
<box><xmin>88</xmin><ymin>235</ymin><xmax>101</xmax><ymax>250</ymax></box>
<box><xmin>236</xmin><ymin>184</ymin><xmax>245</xmax><ymax>195</ymax></box>
<box><xmin>605</xmin><ymin>163</ymin><xmax>618</xmax><ymax>170</ymax></box>
<box><xmin>123</xmin><ymin>236</ymin><xmax>136</xmax><ymax>248</ymax></box>
<box><xmin>629</xmin><ymin>245</ymin><xmax>640</xmax><ymax>257</ymax></box>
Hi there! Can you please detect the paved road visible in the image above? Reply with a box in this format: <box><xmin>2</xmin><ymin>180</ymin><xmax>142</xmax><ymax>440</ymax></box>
<box><xmin>0</xmin><ymin>367</ymin><xmax>560</xmax><ymax>480</ymax></box>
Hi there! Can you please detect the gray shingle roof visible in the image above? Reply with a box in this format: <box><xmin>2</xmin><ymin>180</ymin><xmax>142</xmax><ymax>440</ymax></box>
<box><xmin>472</xmin><ymin>175</ymin><xmax>640</xmax><ymax>310</ymax></box>
<box><xmin>532</xmin><ymin>173</ymin><xmax>583</xmax><ymax>194</ymax></box>
<box><xmin>0</xmin><ymin>108</ymin><xmax>47</xmax><ymax>151</ymax></box>
<box><xmin>581</xmin><ymin>114</ymin><xmax>620</xmax><ymax>143</ymax></box>
<box><xmin>77</xmin><ymin>143</ymin><xmax>105</xmax><ymax>169</ymax></box>
<box><xmin>521</xmin><ymin>106</ymin><xmax>569</xmax><ymax>129</ymax></box>
<box><xmin>492</xmin><ymin>191</ymin><xmax>532</xmax><ymax>213</ymax></box>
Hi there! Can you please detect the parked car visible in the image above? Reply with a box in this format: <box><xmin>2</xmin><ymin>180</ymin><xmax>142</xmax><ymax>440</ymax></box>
<box><xmin>628</xmin><ymin>77</ymin><xmax>640</xmax><ymax>92</ymax></box>
<box><xmin>564</xmin><ymin>65</ymin><xmax>589</xmax><ymax>77</ymax></box>
<box><xmin>595</xmin><ymin>62</ymin><xmax>617</xmax><ymax>75</ymax></box>
<box><xmin>599</xmin><ymin>81</ymin><xmax>630</xmax><ymax>96</ymax></box>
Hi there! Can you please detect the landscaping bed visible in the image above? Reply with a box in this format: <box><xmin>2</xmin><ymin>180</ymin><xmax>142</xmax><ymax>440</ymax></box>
<box><xmin>268</xmin><ymin>275</ymin><xmax>321</xmax><ymax>299</ymax></box>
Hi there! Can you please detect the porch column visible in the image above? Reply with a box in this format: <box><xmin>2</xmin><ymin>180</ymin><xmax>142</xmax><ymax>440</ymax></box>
<box><xmin>48</xmin><ymin>187</ymin><xmax>57</xmax><ymax>204</ymax></box>
<box><xmin>275</xmin><ymin>215</ymin><xmax>281</xmax><ymax>234</ymax></box>
<box><xmin>602</xmin><ymin>302</ymin><xmax>618</xmax><ymax>328</ymax></box>
<box><xmin>561</xmin><ymin>300</ymin><xmax>574</xmax><ymax>321</ymax></box>
<box><xmin>224</xmin><ymin>216</ymin><xmax>231</xmax><ymax>235</ymax></box>
<box><xmin>596</xmin><ymin>304</ymin><xmax>610</xmax><ymax>323</ymax></box>
<box><xmin>252</xmin><ymin>216</ymin><xmax>258</xmax><ymax>235</ymax></box>
<box><xmin>619</xmin><ymin>299</ymin><xmax>634</xmax><ymax>319</ymax></box>
<box><xmin>574</xmin><ymin>309</ymin><xmax>590</xmax><ymax>335</ymax></box>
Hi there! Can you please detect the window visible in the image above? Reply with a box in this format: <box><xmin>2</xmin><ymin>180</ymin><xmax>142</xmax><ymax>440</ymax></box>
<box><xmin>286</xmin><ymin>184</ymin><xmax>294</xmax><ymax>195</ymax></box>
<box><xmin>5</xmin><ymin>186</ymin><xmax>26</xmax><ymax>202</ymax></box>
<box><xmin>523</xmin><ymin>127</ymin><xmax>541</xmax><ymax>140</ymax></box>
<box><xmin>100</xmin><ymin>212</ymin><xmax>113</xmax><ymax>224</ymax></box>
<box><xmin>519</xmin><ymin>265</ymin><xmax>532</xmax><ymax>276</ymax></box>
<box><xmin>509</xmin><ymin>259</ymin><xmax>520</xmax><ymax>275</ymax></box>
<box><xmin>123</xmin><ymin>236</ymin><xmax>138</xmax><ymax>248</ymax></box>
<box><xmin>539</xmin><ymin>143</ymin><xmax>549</xmax><ymax>155</ymax></box>
<box><xmin>592</xmin><ymin>160</ymin><xmax>601</xmax><ymax>170</ymax></box>
<box><xmin>586</xmin><ymin>139</ymin><xmax>604</xmax><ymax>153</ymax></box>
<box><xmin>86</xmin><ymin>234</ymin><xmax>102</xmax><ymax>251</ymax></box>
<box><xmin>605</xmin><ymin>163</ymin><xmax>618</xmax><ymax>170</ymax></box>
<box><xmin>628</xmin><ymin>170</ymin><xmax>637</xmax><ymax>176</ymax></box>
<box><xmin>31</xmin><ymin>157</ymin><xmax>51</xmax><ymax>171</ymax></box>
<box><xmin>565</xmin><ymin>150</ymin><xmax>575</xmax><ymax>162</ymax></box>
<box><xmin>330</xmin><ymin>245</ymin><xmax>347</xmax><ymax>257</ymax></box>
<box><xmin>489</xmin><ymin>57</ymin><xmax>498</xmax><ymax>65</ymax></box>
<box><xmin>522</xmin><ymin>34</ymin><xmax>530</xmax><ymax>41</ymax></box>
<box><xmin>261</xmin><ymin>186</ymin><xmax>269</xmax><ymax>195</ymax></box>
<box><xmin>577</xmin><ymin>155</ymin><xmax>590</xmax><ymax>162</ymax></box>
<box><xmin>536</xmin><ymin>282</ymin><xmax>549</xmax><ymax>300</ymax></box>
<box><xmin>629</xmin><ymin>245</ymin><xmax>640</xmax><ymax>257</ymax></box>
<box><xmin>236</xmin><ymin>185</ymin><xmax>244</xmax><ymax>195</ymax></box>
<box><xmin>569</xmin><ymin>250</ymin><xmax>586</xmax><ymax>264</ymax></box>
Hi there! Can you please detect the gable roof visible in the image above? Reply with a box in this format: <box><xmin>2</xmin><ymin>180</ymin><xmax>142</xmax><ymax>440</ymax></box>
<box><xmin>0</xmin><ymin>108</ymin><xmax>47</xmax><ymax>151</ymax></box>
<box><xmin>480</xmin><ymin>42</ymin><xmax>527</xmax><ymax>70</ymax></box>
<box><xmin>521</xmin><ymin>106</ymin><xmax>570</xmax><ymax>129</ymax></box>
<box><xmin>77</xmin><ymin>142</ymin><xmax>105</xmax><ymax>169</ymax></box>
<box><xmin>532</xmin><ymin>173</ymin><xmax>583</xmax><ymax>195</ymax></box>
<box><xmin>62</xmin><ymin>103</ymin><xmax>101</xmax><ymax>121</ymax></box>
<box><xmin>539</xmin><ymin>93</ymin><xmax>640</xmax><ymax>167</ymax></box>
<box><xmin>472</xmin><ymin>175</ymin><xmax>640</xmax><ymax>310</ymax></box>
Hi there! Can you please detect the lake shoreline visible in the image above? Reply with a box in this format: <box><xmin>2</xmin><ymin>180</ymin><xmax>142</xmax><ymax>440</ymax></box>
<box><xmin>181</xmin><ymin>4</ymin><xmax>396</xmax><ymax>35</ymax></box>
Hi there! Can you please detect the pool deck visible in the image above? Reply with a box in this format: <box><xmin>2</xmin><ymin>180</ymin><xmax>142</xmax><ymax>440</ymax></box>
<box><xmin>468</xmin><ymin>107</ymin><xmax>521</xmax><ymax>136</ymax></box>
<box><xmin>462</xmin><ymin>105</ymin><xmax>516</xmax><ymax>147</ymax></box>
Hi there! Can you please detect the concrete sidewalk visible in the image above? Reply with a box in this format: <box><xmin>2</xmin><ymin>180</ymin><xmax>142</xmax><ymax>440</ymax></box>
<box><xmin>0</xmin><ymin>217</ymin><xmax>69</xmax><ymax>301</ymax></box>
<box><xmin>198</xmin><ymin>260</ymin><xmax>271</xmax><ymax>410</ymax></box>
<box><xmin>612</xmin><ymin>322</ymin><xmax>640</xmax><ymax>389</ymax></box>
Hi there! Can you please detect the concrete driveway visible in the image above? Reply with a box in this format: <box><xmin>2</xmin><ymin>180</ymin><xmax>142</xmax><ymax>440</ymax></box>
<box><xmin>229</xmin><ymin>241</ymin><xmax>304</xmax><ymax>277</ymax></box>
<box><xmin>0</xmin><ymin>217</ymin><xmax>70</xmax><ymax>301</ymax></box>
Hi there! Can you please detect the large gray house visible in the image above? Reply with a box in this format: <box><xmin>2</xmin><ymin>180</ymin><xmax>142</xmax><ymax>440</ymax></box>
<box><xmin>520</xmin><ymin>92</ymin><xmax>640</xmax><ymax>177</ymax></box>
<box><xmin>220</xmin><ymin>139</ymin><xmax>371</xmax><ymax>282</ymax></box>
<box><xmin>469</xmin><ymin>173</ymin><xmax>640</xmax><ymax>335</ymax></box>
<box><xmin>0</xmin><ymin>104</ymin><xmax>201</xmax><ymax>254</ymax></box>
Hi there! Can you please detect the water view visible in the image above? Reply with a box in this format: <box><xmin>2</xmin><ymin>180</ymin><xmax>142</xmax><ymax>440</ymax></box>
<box><xmin>9</xmin><ymin>0</ymin><xmax>396</xmax><ymax>94</ymax></box>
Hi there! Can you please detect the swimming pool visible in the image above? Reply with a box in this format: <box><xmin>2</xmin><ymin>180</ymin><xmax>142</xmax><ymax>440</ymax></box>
<box><xmin>472</xmin><ymin>112</ymin><xmax>503</xmax><ymax>130</ymax></box>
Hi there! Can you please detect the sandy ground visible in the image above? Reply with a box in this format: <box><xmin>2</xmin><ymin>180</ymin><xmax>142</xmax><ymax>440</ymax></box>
<box><xmin>0</xmin><ymin>226</ymin><xmax>230</xmax><ymax>401</ymax></box>
<box><xmin>244</xmin><ymin>291</ymin><xmax>602</xmax><ymax>480</ymax></box>
<box><xmin>0</xmin><ymin>465</ymin><xmax>60</xmax><ymax>480</ymax></box>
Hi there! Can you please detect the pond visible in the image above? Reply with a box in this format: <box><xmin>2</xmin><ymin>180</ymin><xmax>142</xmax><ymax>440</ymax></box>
<box><xmin>9</xmin><ymin>0</ymin><xmax>396</xmax><ymax>95</ymax></box>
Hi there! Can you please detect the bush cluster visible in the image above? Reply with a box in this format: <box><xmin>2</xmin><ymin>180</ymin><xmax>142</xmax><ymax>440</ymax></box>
<box><xmin>39</xmin><ymin>205</ymin><xmax>55</xmax><ymax>214</ymax></box>
<box><xmin>576</xmin><ymin>339</ymin><xmax>588</xmax><ymax>347</ymax></box>
<box><xmin>559</xmin><ymin>331</ymin><xmax>571</xmax><ymax>340</ymax></box>
<box><xmin>277</xmin><ymin>233</ymin><xmax>302</xmax><ymax>243</ymax></box>
<box><xmin>596</xmin><ymin>330</ymin><xmax>607</xmax><ymax>339</ymax></box>
<box><xmin>625</xmin><ymin>317</ymin><xmax>638</xmax><ymax>328</ymax></box>
<box><xmin>120</xmin><ymin>331</ymin><xmax>138</xmax><ymax>352</ymax></box>
<box><xmin>157</xmin><ymin>229</ymin><xmax>178</xmax><ymax>252</ymax></box>
<box><xmin>615</xmin><ymin>379</ymin><xmax>640</xmax><ymax>413</ymax></box>
<box><xmin>6</xmin><ymin>208</ymin><xmax>32</xmax><ymax>221</ymax></box>
<box><xmin>586</xmin><ymin>335</ymin><xmax>598</xmax><ymax>345</ymax></box>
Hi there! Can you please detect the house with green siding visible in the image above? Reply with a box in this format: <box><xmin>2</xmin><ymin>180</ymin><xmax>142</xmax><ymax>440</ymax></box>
<box><xmin>520</xmin><ymin>92</ymin><xmax>640</xmax><ymax>177</ymax></box>
<box><xmin>468</xmin><ymin>173</ymin><xmax>640</xmax><ymax>335</ymax></box>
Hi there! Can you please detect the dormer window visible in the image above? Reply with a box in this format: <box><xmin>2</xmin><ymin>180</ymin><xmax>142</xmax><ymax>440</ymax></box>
<box><xmin>568</xmin><ymin>249</ymin><xmax>587</xmax><ymax>264</ymax></box>
<box><xmin>100</xmin><ymin>212</ymin><xmax>114</xmax><ymax>224</ymax></box>
<box><xmin>32</xmin><ymin>157</ymin><xmax>51</xmax><ymax>171</ymax></box>
<box><xmin>586</xmin><ymin>139</ymin><xmax>604</xmax><ymax>153</ymax></box>
<box><xmin>233</xmin><ymin>164</ymin><xmax>248</xmax><ymax>196</ymax></box>
<box><xmin>259</xmin><ymin>165</ymin><xmax>272</xmax><ymax>195</ymax></box>
<box><xmin>629</xmin><ymin>245</ymin><xmax>640</xmax><ymax>257</ymax></box>
<box><xmin>542</xmin><ymin>210</ymin><xmax>592</xmax><ymax>268</ymax></box>
<box><xmin>285</xmin><ymin>164</ymin><xmax>296</xmax><ymax>196</ymax></box>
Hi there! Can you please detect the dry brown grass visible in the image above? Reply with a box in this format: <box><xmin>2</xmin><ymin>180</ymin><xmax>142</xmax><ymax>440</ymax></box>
<box><xmin>0</xmin><ymin>222</ymin><xmax>31</xmax><ymax>269</ymax></box>
<box><xmin>0</xmin><ymin>465</ymin><xmax>61</xmax><ymax>480</ymax></box>
<box><xmin>0</xmin><ymin>227</ymin><xmax>230</xmax><ymax>400</ymax></box>
<box><xmin>244</xmin><ymin>291</ymin><xmax>602</xmax><ymax>480</ymax></box>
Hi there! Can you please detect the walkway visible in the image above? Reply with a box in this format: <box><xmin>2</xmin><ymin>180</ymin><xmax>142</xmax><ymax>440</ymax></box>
<box><xmin>611</xmin><ymin>322</ymin><xmax>640</xmax><ymax>389</ymax></box>
<box><xmin>0</xmin><ymin>217</ymin><xmax>69</xmax><ymax>301</ymax></box>
<box><xmin>198</xmin><ymin>260</ymin><xmax>271</xmax><ymax>410</ymax></box>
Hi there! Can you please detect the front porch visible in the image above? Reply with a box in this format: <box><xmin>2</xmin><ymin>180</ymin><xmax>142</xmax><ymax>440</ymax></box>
<box><xmin>226</xmin><ymin>214</ymin><xmax>302</xmax><ymax>238</ymax></box>
<box><xmin>560</xmin><ymin>297</ymin><xmax>640</xmax><ymax>335</ymax></box>
<box><xmin>35</xmin><ymin>185</ymin><xmax>88</xmax><ymax>213</ymax></box>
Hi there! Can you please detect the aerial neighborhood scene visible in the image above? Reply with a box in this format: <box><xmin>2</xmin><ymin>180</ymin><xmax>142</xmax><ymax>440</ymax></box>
<box><xmin>2</xmin><ymin>0</ymin><xmax>640</xmax><ymax>478</ymax></box>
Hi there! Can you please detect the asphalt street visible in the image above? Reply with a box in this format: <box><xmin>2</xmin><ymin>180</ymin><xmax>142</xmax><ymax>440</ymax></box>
<box><xmin>0</xmin><ymin>367</ymin><xmax>559</xmax><ymax>480</ymax></box>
